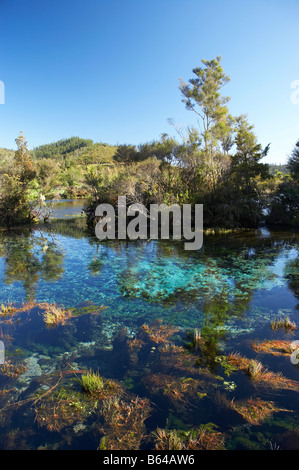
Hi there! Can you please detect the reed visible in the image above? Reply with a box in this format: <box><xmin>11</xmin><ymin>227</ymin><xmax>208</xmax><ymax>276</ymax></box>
<box><xmin>271</xmin><ymin>317</ymin><xmax>296</xmax><ymax>332</ymax></box>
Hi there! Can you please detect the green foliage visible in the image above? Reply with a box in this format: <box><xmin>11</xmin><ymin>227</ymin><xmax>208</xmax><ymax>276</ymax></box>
<box><xmin>78</xmin><ymin>143</ymin><xmax>118</xmax><ymax>165</ymax></box>
<box><xmin>81</xmin><ymin>370</ymin><xmax>104</xmax><ymax>394</ymax></box>
<box><xmin>215</xmin><ymin>355</ymin><xmax>238</xmax><ymax>377</ymax></box>
<box><xmin>288</xmin><ymin>140</ymin><xmax>299</xmax><ymax>181</ymax></box>
<box><xmin>179</xmin><ymin>56</ymin><xmax>232</xmax><ymax>192</ymax></box>
<box><xmin>267</xmin><ymin>178</ymin><xmax>299</xmax><ymax>226</ymax></box>
<box><xmin>0</xmin><ymin>132</ymin><xmax>38</xmax><ymax>227</ymax></box>
<box><xmin>32</xmin><ymin>137</ymin><xmax>94</xmax><ymax>160</ymax></box>
<box><xmin>268</xmin><ymin>164</ymin><xmax>288</xmax><ymax>175</ymax></box>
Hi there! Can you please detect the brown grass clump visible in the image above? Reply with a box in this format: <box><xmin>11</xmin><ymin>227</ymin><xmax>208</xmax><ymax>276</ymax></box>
<box><xmin>159</xmin><ymin>343</ymin><xmax>198</xmax><ymax>375</ymax></box>
<box><xmin>227</xmin><ymin>353</ymin><xmax>299</xmax><ymax>392</ymax></box>
<box><xmin>34</xmin><ymin>387</ymin><xmax>95</xmax><ymax>433</ymax></box>
<box><xmin>258</xmin><ymin>370</ymin><xmax>299</xmax><ymax>391</ymax></box>
<box><xmin>39</xmin><ymin>303</ymin><xmax>72</xmax><ymax>326</ymax></box>
<box><xmin>99</xmin><ymin>396</ymin><xmax>151</xmax><ymax>450</ymax></box>
<box><xmin>142</xmin><ymin>373</ymin><xmax>203</xmax><ymax>409</ymax></box>
<box><xmin>271</xmin><ymin>317</ymin><xmax>296</xmax><ymax>332</ymax></box>
<box><xmin>227</xmin><ymin>353</ymin><xmax>263</xmax><ymax>379</ymax></box>
<box><xmin>139</xmin><ymin>320</ymin><xmax>179</xmax><ymax>345</ymax></box>
<box><xmin>231</xmin><ymin>397</ymin><xmax>290</xmax><ymax>425</ymax></box>
<box><xmin>153</xmin><ymin>427</ymin><xmax>225</xmax><ymax>450</ymax></box>
<box><xmin>252</xmin><ymin>340</ymin><xmax>299</xmax><ymax>357</ymax></box>
<box><xmin>0</xmin><ymin>360</ymin><xmax>26</xmax><ymax>378</ymax></box>
<box><xmin>0</xmin><ymin>301</ymin><xmax>40</xmax><ymax>318</ymax></box>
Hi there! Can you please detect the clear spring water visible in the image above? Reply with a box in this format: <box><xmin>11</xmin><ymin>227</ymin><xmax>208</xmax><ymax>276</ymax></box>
<box><xmin>0</xmin><ymin>208</ymin><xmax>298</xmax><ymax>450</ymax></box>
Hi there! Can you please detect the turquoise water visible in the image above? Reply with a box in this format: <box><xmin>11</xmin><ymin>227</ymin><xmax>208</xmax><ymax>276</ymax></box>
<box><xmin>0</xmin><ymin>223</ymin><xmax>297</xmax><ymax>331</ymax></box>
<box><xmin>0</xmin><ymin>214</ymin><xmax>298</xmax><ymax>450</ymax></box>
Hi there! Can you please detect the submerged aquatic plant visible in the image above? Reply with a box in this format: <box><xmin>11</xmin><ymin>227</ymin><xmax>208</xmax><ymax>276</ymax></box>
<box><xmin>227</xmin><ymin>353</ymin><xmax>299</xmax><ymax>391</ymax></box>
<box><xmin>99</xmin><ymin>396</ymin><xmax>151</xmax><ymax>450</ymax></box>
<box><xmin>81</xmin><ymin>370</ymin><xmax>104</xmax><ymax>394</ymax></box>
<box><xmin>40</xmin><ymin>303</ymin><xmax>72</xmax><ymax>326</ymax></box>
<box><xmin>215</xmin><ymin>355</ymin><xmax>238</xmax><ymax>377</ymax></box>
<box><xmin>153</xmin><ymin>426</ymin><xmax>225</xmax><ymax>450</ymax></box>
<box><xmin>184</xmin><ymin>328</ymin><xmax>203</xmax><ymax>353</ymax></box>
<box><xmin>81</xmin><ymin>370</ymin><xmax>122</xmax><ymax>399</ymax></box>
<box><xmin>0</xmin><ymin>303</ymin><xmax>17</xmax><ymax>317</ymax></box>
<box><xmin>159</xmin><ymin>343</ymin><xmax>197</xmax><ymax>375</ymax></box>
<box><xmin>143</xmin><ymin>373</ymin><xmax>203</xmax><ymax>410</ymax></box>
<box><xmin>34</xmin><ymin>387</ymin><xmax>95</xmax><ymax>433</ymax></box>
<box><xmin>270</xmin><ymin>317</ymin><xmax>296</xmax><ymax>332</ymax></box>
<box><xmin>139</xmin><ymin>320</ymin><xmax>179</xmax><ymax>345</ymax></box>
<box><xmin>70</xmin><ymin>303</ymin><xmax>108</xmax><ymax>317</ymax></box>
<box><xmin>252</xmin><ymin>340</ymin><xmax>298</xmax><ymax>357</ymax></box>
<box><xmin>231</xmin><ymin>397</ymin><xmax>290</xmax><ymax>425</ymax></box>
<box><xmin>0</xmin><ymin>360</ymin><xmax>26</xmax><ymax>378</ymax></box>
<box><xmin>153</xmin><ymin>428</ymin><xmax>184</xmax><ymax>450</ymax></box>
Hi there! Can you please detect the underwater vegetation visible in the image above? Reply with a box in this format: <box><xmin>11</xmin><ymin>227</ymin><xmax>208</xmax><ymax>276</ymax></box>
<box><xmin>252</xmin><ymin>340</ymin><xmax>299</xmax><ymax>357</ymax></box>
<box><xmin>270</xmin><ymin>317</ymin><xmax>297</xmax><ymax>332</ymax></box>
<box><xmin>80</xmin><ymin>370</ymin><xmax>122</xmax><ymax>400</ymax></box>
<box><xmin>227</xmin><ymin>353</ymin><xmax>299</xmax><ymax>391</ymax></box>
<box><xmin>0</xmin><ymin>300</ymin><xmax>106</xmax><ymax>329</ymax></box>
<box><xmin>230</xmin><ymin>398</ymin><xmax>291</xmax><ymax>426</ymax></box>
<box><xmin>153</xmin><ymin>426</ymin><xmax>225</xmax><ymax>450</ymax></box>
<box><xmin>0</xmin><ymin>303</ymin><xmax>18</xmax><ymax>316</ymax></box>
<box><xmin>183</xmin><ymin>328</ymin><xmax>203</xmax><ymax>353</ymax></box>
<box><xmin>142</xmin><ymin>373</ymin><xmax>205</xmax><ymax>411</ymax></box>
<box><xmin>0</xmin><ymin>297</ymin><xmax>298</xmax><ymax>450</ymax></box>
<box><xmin>34</xmin><ymin>386</ymin><xmax>96</xmax><ymax>433</ymax></box>
<box><xmin>98</xmin><ymin>396</ymin><xmax>151</xmax><ymax>450</ymax></box>
<box><xmin>41</xmin><ymin>303</ymin><xmax>72</xmax><ymax>327</ymax></box>
<box><xmin>0</xmin><ymin>360</ymin><xmax>27</xmax><ymax>379</ymax></box>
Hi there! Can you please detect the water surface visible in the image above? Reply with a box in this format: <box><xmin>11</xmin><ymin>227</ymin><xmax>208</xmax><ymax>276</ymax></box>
<box><xmin>0</xmin><ymin>205</ymin><xmax>298</xmax><ymax>450</ymax></box>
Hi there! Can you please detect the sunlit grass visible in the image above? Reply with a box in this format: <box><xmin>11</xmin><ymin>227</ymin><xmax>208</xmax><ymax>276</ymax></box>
<box><xmin>81</xmin><ymin>370</ymin><xmax>104</xmax><ymax>394</ymax></box>
<box><xmin>270</xmin><ymin>316</ymin><xmax>296</xmax><ymax>332</ymax></box>
<box><xmin>40</xmin><ymin>303</ymin><xmax>72</xmax><ymax>326</ymax></box>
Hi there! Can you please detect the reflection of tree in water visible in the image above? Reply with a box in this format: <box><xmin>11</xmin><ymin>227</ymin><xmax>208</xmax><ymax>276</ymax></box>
<box><xmin>1</xmin><ymin>227</ymin><xmax>65</xmax><ymax>299</ymax></box>
<box><xmin>284</xmin><ymin>256</ymin><xmax>299</xmax><ymax>307</ymax></box>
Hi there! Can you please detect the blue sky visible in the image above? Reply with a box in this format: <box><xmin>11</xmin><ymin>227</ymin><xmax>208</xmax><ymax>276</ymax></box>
<box><xmin>0</xmin><ymin>0</ymin><xmax>298</xmax><ymax>164</ymax></box>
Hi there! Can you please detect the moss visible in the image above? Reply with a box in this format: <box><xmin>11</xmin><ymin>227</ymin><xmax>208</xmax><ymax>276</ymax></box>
<box><xmin>81</xmin><ymin>370</ymin><xmax>104</xmax><ymax>394</ymax></box>
<box><xmin>99</xmin><ymin>436</ymin><xmax>107</xmax><ymax>450</ymax></box>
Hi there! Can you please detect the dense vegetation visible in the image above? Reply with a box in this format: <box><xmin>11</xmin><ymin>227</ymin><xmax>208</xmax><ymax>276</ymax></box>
<box><xmin>0</xmin><ymin>57</ymin><xmax>298</xmax><ymax>229</ymax></box>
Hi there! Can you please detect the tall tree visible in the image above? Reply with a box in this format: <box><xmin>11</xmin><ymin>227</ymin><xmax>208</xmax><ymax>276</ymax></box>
<box><xmin>288</xmin><ymin>140</ymin><xmax>299</xmax><ymax>181</ymax></box>
<box><xmin>14</xmin><ymin>131</ymin><xmax>36</xmax><ymax>186</ymax></box>
<box><xmin>179</xmin><ymin>56</ymin><xmax>232</xmax><ymax>192</ymax></box>
<box><xmin>230</xmin><ymin>115</ymin><xmax>270</xmax><ymax>226</ymax></box>
<box><xmin>0</xmin><ymin>132</ymin><xmax>37</xmax><ymax>226</ymax></box>
<box><xmin>232</xmin><ymin>115</ymin><xmax>270</xmax><ymax>190</ymax></box>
